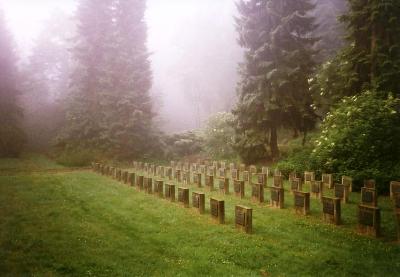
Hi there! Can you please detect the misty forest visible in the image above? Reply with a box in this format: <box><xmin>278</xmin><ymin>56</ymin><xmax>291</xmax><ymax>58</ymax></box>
<box><xmin>1</xmin><ymin>0</ymin><xmax>400</xmax><ymax>276</ymax></box>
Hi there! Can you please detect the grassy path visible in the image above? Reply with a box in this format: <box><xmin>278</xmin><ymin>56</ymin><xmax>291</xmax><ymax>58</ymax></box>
<box><xmin>0</xmin><ymin>159</ymin><xmax>400</xmax><ymax>276</ymax></box>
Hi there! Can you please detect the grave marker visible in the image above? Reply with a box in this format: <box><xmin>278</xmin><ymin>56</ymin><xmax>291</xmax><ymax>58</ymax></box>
<box><xmin>294</xmin><ymin>191</ymin><xmax>310</xmax><ymax>215</ymax></box>
<box><xmin>235</xmin><ymin>205</ymin><xmax>252</xmax><ymax>233</ymax></box>
<box><xmin>249</xmin><ymin>165</ymin><xmax>257</xmax><ymax>174</ymax></box>
<box><xmin>361</xmin><ymin>187</ymin><xmax>377</xmax><ymax>207</ymax></box>
<box><xmin>219</xmin><ymin>178</ymin><xmax>229</xmax><ymax>194</ymax></box>
<box><xmin>364</xmin><ymin>179</ymin><xmax>376</xmax><ymax>189</ymax></box>
<box><xmin>219</xmin><ymin>168</ymin><xmax>226</xmax><ymax>178</ymax></box>
<box><xmin>239</xmin><ymin>163</ymin><xmax>246</xmax><ymax>172</ymax></box>
<box><xmin>390</xmin><ymin>181</ymin><xmax>400</xmax><ymax>198</ymax></box>
<box><xmin>206</xmin><ymin>175</ymin><xmax>214</xmax><ymax>191</ymax></box>
<box><xmin>342</xmin><ymin>176</ymin><xmax>353</xmax><ymax>192</ymax></box>
<box><xmin>310</xmin><ymin>181</ymin><xmax>323</xmax><ymax>199</ymax></box>
<box><xmin>334</xmin><ymin>183</ymin><xmax>349</xmax><ymax>203</ymax></box>
<box><xmin>288</xmin><ymin>172</ymin><xmax>298</xmax><ymax>182</ymax></box>
<box><xmin>128</xmin><ymin>173</ymin><xmax>135</xmax><ymax>186</ymax></box>
<box><xmin>242</xmin><ymin>171</ymin><xmax>250</xmax><ymax>183</ymax></box>
<box><xmin>273</xmin><ymin>175</ymin><xmax>283</xmax><ymax>188</ymax></box>
<box><xmin>234</xmin><ymin>180</ymin><xmax>245</xmax><ymax>199</ymax></box>
<box><xmin>358</xmin><ymin>204</ymin><xmax>380</xmax><ymax>237</ymax></box>
<box><xmin>262</xmin><ymin>167</ymin><xmax>269</xmax><ymax>176</ymax></box>
<box><xmin>146</xmin><ymin>177</ymin><xmax>153</xmax><ymax>194</ymax></box>
<box><xmin>175</xmin><ymin>169</ymin><xmax>182</xmax><ymax>182</ymax></box>
<box><xmin>210</xmin><ymin>198</ymin><xmax>225</xmax><ymax>224</ymax></box>
<box><xmin>256</xmin><ymin>173</ymin><xmax>267</xmax><ymax>187</ymax></box>
<box><xmin>178</xmin><ymin>187</ymin><xmax>189</xmax><ymax>208</ymax></box>
<box><xmin>290</xmin><ymin>178</ymin><xmax>302</xmax><ymax>192</ymax></box>
<box><xmin>322</xmin><ymin>173</ymin><xmax>333</xmax><ymax>189</ymax></box>
<box><xmin>322</xmin><ymin>197</ymin><xmax>341</xmax><ymax>225</ymax></box>
<box><xmin>193</xmin><ymin>173</ymin><xmax>202</xmax><ymax>187</ymax></box>
<box><xmin>270</xmin><ymin>187</ymin><xmax>284</xmax><ymax>209</ymax></box>
<box><xmin>231</xmin><ymin>169</ymin><xmax>239</xmax><ymax>181</ymax></box>
<box><xmin>304</xmin><ymin>171</ymin><xmax>315</xmax><ymax>187</ymax></box>
<box><xmin>192</xmin><ymin>192</ymin><xmax>205</xmax><ymax>214</ymax></box>
<box><xmin>252</xmin><ymin>182</ymin><xmax>264</xmax><ymax>203</ymax></box>
<box><xmin>116</xmin><ymin>169</ymin><xmax>122</xmax><ymax>181</ymax></box>
<box><xmin>165</xmin><ymin>184</ymin><xmax>175</xmax><ymax>201</ymax></box>
<box><xmin>136</xmin><ymin>175</ymin><xmax>144</xmax><ymax>190</ymax></box>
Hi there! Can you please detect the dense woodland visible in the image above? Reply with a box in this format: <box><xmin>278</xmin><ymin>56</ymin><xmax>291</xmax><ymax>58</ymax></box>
<box><xmin>0</xmin><ymin>0</ymin><xmax>399</xmax><ymax>192</ymax></box>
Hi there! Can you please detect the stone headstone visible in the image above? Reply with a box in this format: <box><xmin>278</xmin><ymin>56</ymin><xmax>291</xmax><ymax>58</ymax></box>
<box><xmin>334</xmin><ymin>183</ymin><xmax>349</xmax><ymax>203</ymax></box>
<box><xmin>239</xmin><ymin>163</ymin><xmax>246</xmax><ymax>172</ymax></box>
<box><xmin>235</xmin><ymin>205</ymin><xmax>252</xmax><ymax>233</ymax></box>
<box><xmin>234</xmin><ymin>180</ymin><xmax>245</xmax><ymax>199</ymax></box>
<box><xmin>145</xmin><ymin>177</ymin><xmax>153</xmax><ymax>194</ymax></box>
<box><xmin>342</xmin><ymin>176</ymin><xmax>353</xmax><ymax>192</ymax></box>
<box><xmin>270</xmin><ymin>187</ymin><xmax>284</xmax><ymax>209</ymax></box>
<box><xmin>175</xmin><ymin>169</ymin><xmax>182</xmax><ymax>182</ymax></box>
<box><xmin>193</xmin><ymin>173</ymin><xmax>202</xmax><ymax>187</ymax></box>
<box><xmin>136</xmin><ymin>175</ymin><xmax>144</xmax><ymax>190</ymax></box>
<box><xmin>178</xmin><ymin>187</ymin><xmax>189</xmax><ymax>208</ymax></box>
<box><xmin>208</xmin><ymin>166</ymin><xmax>216</xmax><ymax>176</ymax></box>
<box><xmin>390</xmin><ymin>181</ymin><xmax>400</xmax><ymax>198</ymax></box>
<box><xmin>249</xmin><ymin>165</ymin><xmax>257</xmax><ymax>174</ymax></box>
<box><xmin>294</xmin><ymin>191</ymin><xmax>310</xmax><ymax>215</ymax></box>
<box><xmin>304</xmin><ymin>171</ymin><xmax>315</xmax><ymax>187</ymax></box>
<box><xmin>274</xmin><ymin>168</ymin><xmax>282</xmax><ymax>176</ymax></box>
<box><xmin>322</xmin><ymin>197</ymin><xmax>341</xmax><ymax>225</ymax></box>
<box><xmin>206</xmin><ymin>175</ymin><xmax>214</xmax><ymax>191</ymax></box>
<box><xmin>252</xmin><ymin>182</ymin><xmax>264</xmax><ymax>203</ymax></box>
<box><xmin>128</xmin><ymin>173</ymin><xmax>135</xmax><ymax>186</ymax></box>
<box><xmin>242</xmin><ymin>171</ymin><xmax>250</xmax><ymax>183</ymax></box>
<box><xmin>182</xmin><ymin>171</ymin><xmax>190</xmax><ymax>185</ymax></box>
<box><xmin>288</xmin><ymin>172</ymin><xmax>298</xmax><ymax>182</ymax></box>
<box><xmin>210</xmin><ymin>198</ymin><xmax>225</xmax><ymax>224</ymax></box>
<box><xmin>310</xmin><ymin>181</ymin><xmax>323</xmax><ymax>200</ymax></box>
<box><xmin>256</xmin><ymin>173</ymin><xmax>267</xmax><ymax>187</ymax></box>
<box><xmin>322</xmin><ymin>173</ymin><xmax>333</xmax><ymax>189</ymax></box>
<box><xmin>273</xmin><ymin>175</ymin><xmax>283</xmax><ymax>188</ymax></box>
<box><xmin>155</xmin><ymin>180</ymin><xmax>164</xmax><ymax>197</ymax></box>
<box><xmin>116</xmin><ymin>169</ymin><xmax>122</xmax><ymax>181</ymax></box>
<box><xmin>262</xmin><ymin>166</ymin><xmax>269</xmax><ymax>176</ymax></box>
<box><xmin>364</xmin><ymin>179</ymin><xmax>376</xmax><ymax>189</ymax></box>
<box><xmin>219</xmin><ymin>178</ymin><xmax>229</xmax><ymax>194</ymax></box>
<box><xmin>200</xmin><ymin>165</ymin><xmax>206</xmax><ymax>175</ymax></box>
<box><xmin>219</xmin><ymin>168</ymin><xmax>226</xmax><ymax>178</ymax></box>
<box><xmin>192</xmin><ymin>192</ymin><xmax>205</xmax><ymax>214</ymax></box>
<box><xmin>361</xmin><ymin>187</ymin><xmax>377</xmax><ymax>207</ymax></box>
<box><xmin>164</xmin><ymin>184</ymin><xmax>175</xmax><ymax>201</ymax></box>
<box><xmin>231</xmin><ymin>169</ymin><xmax>239</xmax><ymax>181</ymax></box>
<box><xmin>290</xmin><ymin>177</ymin><xmax>302</xmax><ymax>192</ymax></box>
<box><xmin>166</xmin><ymin>167</ymin><xmax>173</xmax><ymax>180</ymax></box>
<box><xmin>358</xmin><ymin>204</ymin><xmax>380</xmax><ymax>237</ymax></box>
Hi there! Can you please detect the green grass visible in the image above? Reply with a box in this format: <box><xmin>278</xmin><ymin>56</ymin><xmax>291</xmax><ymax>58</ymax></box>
<box><xmin>1</xmin><ymin>157</ymin><xmax>400</xmax><ymax>276</ymax></box>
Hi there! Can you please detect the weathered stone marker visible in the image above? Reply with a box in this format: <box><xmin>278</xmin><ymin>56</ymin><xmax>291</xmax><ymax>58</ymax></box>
<box><xmin>231</xmin><ymin>169</ymin><xmax>239</xmax><ymax>181</ymax></box>
<box><xmin>270</xmin><ymin>186</ymin><xmax>284</xmax><ymax>208</ymax></box>
<box><xmin>249</xmin><ymin>165</ymin><xmax>257</xmax><ymax>174</ymax></box>
<box><xmin>234</xmin><ymin>180</ymin><xmax>245</xmax><ymax>199</ymax></box>
<box><xmin>192</xmin><ymin>192</ymin><xmax>205</xmax><ymax>214</ymax></box>
<box><xmin>164</xmin><ymin>184</ymin><xmax>175</xmax><ymax>201</ymax></box>
<box><xmin>342</xmin><ymin>175</ymin><xmax>353</xmax><ymax>192</ymax></box>
<box><xmin>361</xmin><ymin>187</ymin><xmax>377</xmax><ymax>207</ymax></box>
<box><xmin>219</xmin><ymin>177</ymin><xmax>229</xmax><ymax>194</ymax></box>
<box><xmin>290</xmin><ymin>177</ymin><xmax>302</xmax><ymax>192</ymax></box>
<box><xmin>304</xmin><ymin>171</ymin><xmax>315</xmax><ymax>188</ymax></box>
<box><xmin>193</xmin><ymin>173</ymin><xmax>202</xmax><ymax>187</ymax></box>
<box><xmin>206</xmin><ymin>175</ymin><xmax>214</xmax><ymax>191</ymax></box>
<box><xmin>364</xmin><ymin>179</ymin><xmax>376</xmax><ymax>189</ymax></box>
<box><xmin>256</xmin><ymin>173</ymin><xmax>267</xmax><ymax>187</ymax></box>
<box><xmin>175</xmin><ymin>169</ymin><xmax>182</xmax><ymax>183</ymax></box>
<box><xmin>116</xmin><ymin>169</ymin><xmax>122</xmax><ymax>181</ymax></box>
<box><xmin>322</xmin><ymin>197</ymin><xmax>341</xmax><ymax>225</ymax></box>
<box><xmin>311</xmin><ymin>180</ymin><xmax>323</xmax><ymax>199</ymax></box>
<box><xmin>155</xmin><ymin>180</ymin><xmax>164</xmax><ymax>197</ymax></box>
<box><xmin>210</xmin><ymin>198</ymin><xmax>225</xmax><ymax>224</ymax></box>
<box><xmin>145</xmin><ymin>177</ymin><xmax>153</xmax><ymax>194</ymax></box>
<box><xmin>136</xmin><ymin>175</ymin><xmax>144</xmax><ymax>190</ymax></box>
<box><xmin>334</xmin><ymin>183</ymin><xmax>349</xmax><ymax>203</ymax></box>
<box><xmin>273</xmin><ymin>175</ymin><xmax>283</xmax><ymax>188</ymax></box>
<box><xmin>178</xmin><ymin>187</ymin><xmax>189</xmax><ymax>208</ymax></box>
<box><xmin>262</xmin><ymin>166</ymin><xmax>269</xmax><ymax>176</ymax></box>
<box><xmin>109</xmin><ymin>167</ymin><xmax>115</xmax><ymax>177</ymax></box>
<box><xmin>358</xmin><ymin>204</ymin><xmax>380</xmax><ymax>237</ymax></box>
<box><xmin>252</xmin><ymin>182</ymin><xmax>264</xmax><ymax>203</ymax></box>
<box><xmin>294</xmin><ymin>191</ymin><xmax>310</xmax><ymax>215</ymax></box>
<box><xmin>166</xmin><ymin>167</ymin><xmax>173</xmax><ymax>180</ymax></box>
<box><xmin>390</xmin><ymin>181</ymin><xmax>400</xmax><ymax>198</ymax></box>
<box><xmin>182</xmin><ymin>171</ymin><xmax>190</xmax><ymax>185</ymax></box>
<box><xmin>218</xmin><ymin>168</ymin><xmax>226</xmax><ymax>178</ymax></box>
<box><xmin>242</xmin><ymin>171</ymin><xmax>250</xmax><ymax>183</ymax></box>
<box><xmin>128</xmin><ymin>173</ymin><xmax>135</xmax><ymax>186</ymax></box>
<box><xmin>235</xmin><ymin>205</ymin><xmax>252</xmax><ymax>233</ymax></box>
<box><xmin>322</xmin><ymin>173</ymin><xmax>333</xmax><ymax>189</ymax></box>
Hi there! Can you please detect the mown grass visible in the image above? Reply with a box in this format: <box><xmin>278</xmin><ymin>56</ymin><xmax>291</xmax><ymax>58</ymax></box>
<box><xmin>1</xmin><ymin>158</ymin><xmax>400</xmax><ymax>276</ymax></box>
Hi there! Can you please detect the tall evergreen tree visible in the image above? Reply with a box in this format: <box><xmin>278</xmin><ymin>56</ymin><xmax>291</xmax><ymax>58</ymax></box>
<box><xmin>0</xmin><ymin>10</ymin><xmax>25</xmax><ymax>157</ymax></box>
<box><xmin>340</xmin><ymin>0</ymin><xmax>400</xmax><ymax>95</ymax></box>
<box><xmin>104</xmin><ymin>0</ymin><xmax>155</xmax><ymax>159</ymax></box>
<box><xmin>233</xmin><ymin>0</ymin><xmax>318</xmax><ymax>162</ymax></box>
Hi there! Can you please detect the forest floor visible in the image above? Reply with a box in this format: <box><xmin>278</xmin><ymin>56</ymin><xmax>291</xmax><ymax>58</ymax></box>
<box><xmin>1</xmin><ymin>155</ymin><xmax>400</xmax><ymax>276</ymax></box>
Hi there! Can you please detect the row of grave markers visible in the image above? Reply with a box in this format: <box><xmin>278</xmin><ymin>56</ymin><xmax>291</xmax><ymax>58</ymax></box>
<box><xmin>93</xmin><ymin>162</ymin><xmax>400</xmax><ymax>239</ymax></box>
<box><xmin>92</xmin><ymin>163</ymin><xmax>253</xmax><ymax>233</ymax></box>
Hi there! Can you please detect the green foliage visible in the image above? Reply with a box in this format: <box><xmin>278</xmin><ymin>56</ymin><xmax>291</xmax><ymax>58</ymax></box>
<box><xmin>55</xmin><ymin>148</ymin><xmax>103</xmax><ymax>167</ymax></box>
<box><xmin>202</xmin><ymin>112</ymin><xmax>236</xmax><ymax>159</ymax></box>
<box><xmin>233</xmin><ymin>0</ymin><xmax>318</xmax><ymax>161</ymax></box>
<box><xmin>312</xmin><ymin>91</ymin><xmax>400</xmax><ymax>192</ymax></box>
<box><xmin>0</xmin><ymin>11</ymin><xmax>25</xmax><ymax>157</ymax></box>
<box><xmin>163</xmin><ymin>131</ymin><xmax>203</xmax><ymax>160</ymax></box>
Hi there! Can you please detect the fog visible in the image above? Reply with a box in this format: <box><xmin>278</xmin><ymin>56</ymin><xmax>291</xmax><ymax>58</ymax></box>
<box><xmin>2</xmin><ymin>0</ymin><xmax>241</xmax><ymax>133</ymax></box>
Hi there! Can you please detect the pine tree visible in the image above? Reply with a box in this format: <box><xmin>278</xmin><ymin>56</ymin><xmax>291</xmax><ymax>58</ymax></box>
<box><xmin>104</xmin><ymin>0</ymin><xmax>155</xmax><ymax>159</ymax></box>
<box><xmin>0</xmin><ymin>10</ymin><xmax>25</xmax><ymax>157</ymax></box>
<box><xmin>58</xmin><ymin>0</ymin><xmax>114</xmax><ymax>150</ymax></box>
<box><xmin>233</xmin><ymin>0</ymin><xmax>318</xmax><ymax>162</ymax></box>
<box><xmin>340</xmin><ymin>0</ymin><xmax>400</xmax><ymax>95</ymax></box>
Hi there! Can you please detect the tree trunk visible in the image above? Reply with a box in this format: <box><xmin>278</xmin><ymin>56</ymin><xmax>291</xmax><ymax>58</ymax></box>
<box><xmin>270</xmin><ymin>126</ymin><xmax>279</xmax><ymax>160</ymax></box>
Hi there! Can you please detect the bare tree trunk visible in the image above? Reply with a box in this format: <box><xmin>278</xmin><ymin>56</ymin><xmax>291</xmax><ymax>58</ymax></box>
<box><xmin>270</xmin><ymin>125</ymin><xmax>279</xmax><ymax>160</ymax></box>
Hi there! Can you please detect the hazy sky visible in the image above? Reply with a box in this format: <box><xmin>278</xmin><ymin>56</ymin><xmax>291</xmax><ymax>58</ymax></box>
<box><xmin>1</xmin><ymin>0</ymin><xmax>241</xmax><ymax>132</ymax></box>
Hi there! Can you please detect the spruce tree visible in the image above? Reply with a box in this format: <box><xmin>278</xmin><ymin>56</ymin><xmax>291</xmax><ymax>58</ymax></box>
<box><xmin>0</xmin><ymin>10</ymin><xmax>25</xmax><ymax>157</ymax></box>
<box><xmin>233</xmin><ymin>0</ymin><xmax>318</xmax><ymax>162</ymax></box>
<box><xmin>340</xmin><ymin>0</ymin><xmax>400</xmax><ymax>95</ymax></box>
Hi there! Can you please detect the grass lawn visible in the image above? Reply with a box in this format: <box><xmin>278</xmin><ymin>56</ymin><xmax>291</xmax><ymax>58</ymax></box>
<box><xmin>1</xmin><ymin>157</ymin><xmax>400</xmax><ymax>276</ymax></box>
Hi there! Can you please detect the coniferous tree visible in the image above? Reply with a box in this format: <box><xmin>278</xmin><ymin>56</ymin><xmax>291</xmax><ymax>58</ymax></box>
<box><xmin>233</xmin><ymin>0</ymin><xmax>318</xmax><ymax>162</ymax></box>
<box><xmin>0</xmin><ymin>10</ymin><xmax>25</xmax><ymax>157</ymax></box>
